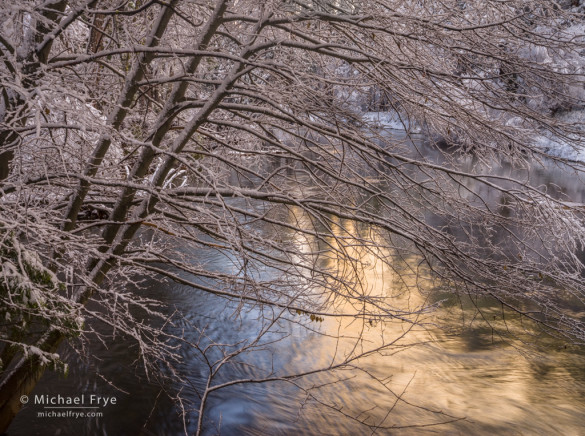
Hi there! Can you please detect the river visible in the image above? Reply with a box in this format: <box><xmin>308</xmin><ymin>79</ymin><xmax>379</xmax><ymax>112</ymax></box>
<box><xmin>8</xmin><ymin>132</ymin><xmax>585</xmax><ymax>435</ymax></box>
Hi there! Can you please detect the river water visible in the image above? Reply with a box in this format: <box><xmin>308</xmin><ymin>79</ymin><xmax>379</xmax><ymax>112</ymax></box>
<box><xmin>8</xmin><ymin>134</ymin><xmax>585</xmax><ymax>435</ymax></box>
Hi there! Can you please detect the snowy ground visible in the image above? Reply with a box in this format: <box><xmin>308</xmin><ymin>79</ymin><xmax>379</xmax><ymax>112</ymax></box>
<box><xmin>362</xmin><ymin>108</ymin><xmax>585</xmax><ymax>163</ymax></box>
<box><xmin>361</xmin><ymin>111</ymin><xmax>422</xmax><ymax>133</ymax></box>
<box><xmin>533</xmin><ymin>109</ymin><xmax>585</xmax><ymax>163</ymax></box>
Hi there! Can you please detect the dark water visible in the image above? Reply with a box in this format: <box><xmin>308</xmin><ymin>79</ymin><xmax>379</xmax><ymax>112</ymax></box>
<box><xmin>8</xmin><ymin>136</ymin><xmax>585</xmax><ymax>435</ymax></box>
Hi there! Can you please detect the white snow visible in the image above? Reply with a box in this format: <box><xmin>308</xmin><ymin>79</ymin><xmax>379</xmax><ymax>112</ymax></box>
<box><xmin>361</xmin><ymin>111</ymin><xmax>422</xmax><ymax>133</ymax></box>
<box><xmin>533</xmin><ymin>109</ymin><xmax>585</xmax><ymax>163</ymax></box>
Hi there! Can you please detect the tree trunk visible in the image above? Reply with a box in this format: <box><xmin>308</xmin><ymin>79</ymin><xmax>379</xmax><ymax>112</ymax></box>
<box><xmin>0</xmin><ymin>151</ymin><xmax>13</xmax><ymax>182</ymax></box>
<box><xmin>0</xmin><ymin>332</ymin><xmax>63</xmax><ymax>434</ymax></box>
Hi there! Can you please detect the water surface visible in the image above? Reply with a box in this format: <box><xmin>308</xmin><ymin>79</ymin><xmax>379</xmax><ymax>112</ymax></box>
<box><xmin>9</xmin><ymin>135</ymin><xmax>585</xmax><ymax>435</ymax></box>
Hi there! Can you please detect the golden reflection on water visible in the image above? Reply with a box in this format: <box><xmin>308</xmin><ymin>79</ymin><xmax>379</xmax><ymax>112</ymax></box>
<box><xmin>280</xmin><ymin>207</ymin><xmax>585</xmax><ymax>434</ymax></box>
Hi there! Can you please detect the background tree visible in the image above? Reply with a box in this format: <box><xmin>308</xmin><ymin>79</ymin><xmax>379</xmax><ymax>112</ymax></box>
<box><xmin>1</xmin><ymin>0</ymin><xmax>585</xmax><ymax>433</ymax></box>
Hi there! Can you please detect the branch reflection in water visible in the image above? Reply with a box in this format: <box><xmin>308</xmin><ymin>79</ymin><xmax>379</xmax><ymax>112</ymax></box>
<box><xmin>11</xmin><ymin>135</ymin><xmax>585</xmax><ymax>435</ymax></box>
